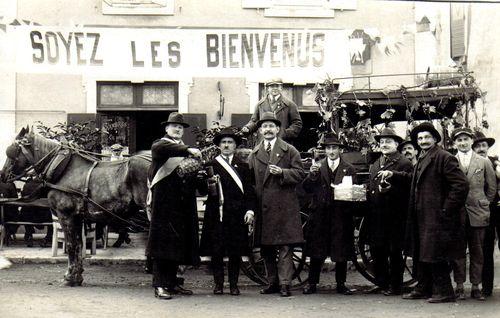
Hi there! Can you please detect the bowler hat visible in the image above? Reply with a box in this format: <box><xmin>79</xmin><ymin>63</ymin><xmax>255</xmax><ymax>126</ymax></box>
<box><xmin>256</xmin><ymin>112</ymin><xmax>281</xmax><ymax>128</ymax></box>
<box><xmin>397</xmin><ymin>139</ymin><xmax>419</xmax><ymax>152</ymax></box>
<box><xmin>410</xmin><ymin>122</ymin><xmax>442</xmax><ymax>143</ymax></box>
<box><xmin>265</xmin><ymin>77</ymin><xmax>283</xmax><ymax>86</ymax></box>
<box><xmin>213</xmin><ymin>127</ymin><xmax>242</xmax><ymax>146</ymax></box>
<box><xmin>161</xmin><ymin>112</ymin><xmax>190</xmax><ymax>128</ymax></box>
<box><xmin>451</xmin><ymin>127</ymin><xmax>474</xmax><ymax>141</ymax></box>
<box><xmin>320</xmin><ymin>132</ymin><xmax>347</xmax><ymax>148</ymax></box>
<box><xmin>374</xmin><ymin>127</ymin><xmax>404</xmax><ymax>144</ymax></box>
<box><xmin>472</xmin><ymin>130</ymin><xmax>495</xmax><ymax>148</ymax></box>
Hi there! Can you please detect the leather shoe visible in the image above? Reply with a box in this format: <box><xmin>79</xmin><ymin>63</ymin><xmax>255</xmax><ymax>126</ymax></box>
<box><xmin>230</xmin><ymin>286</ymin><xmax>240</xmax><ymax>296</ymax></box>
<box><xmin>455</xmin><ymin>287</ymin><xmax>466</xmax><ymax>300</ymax></box>
<box><xmin>402</xmin><ymin>290</ymin><xmax>430</xmax><ymax>300</ymax></box>
<box><xmin>364</xmin><ymin>286</ymin><xmax>382</xmax><ymax>294</ymax></box>
<box><xmin>471</xmin><ymin>289</ymin><xmax>486</xmax><ymax>301</ymax></box>
<box><xmin>303</xmin><ymin>283</ymin><xmax>317</xmax><ymax>294</ymax></box>
<box><xmin>260</xmin><ymin>284</ymin><xmax>280</xmax><ymax>294</ymax></box>
<box><xmin>482</xmin><ymin>288</ymin><xmax>492</xmax><ymax>297</ymax></box>
<box><xmin>427</xmin><ymin>294</ymin><xmax>456</xmax><ymax>303</ymax></box>
<box><xmin>383</xmin><ymin>288</ymin><xmax>402</xmax><ymax>296</ymax></box>
<box><xmin>280</xmin><ymin>285</ymin><xmax>291</xmax><ymax>297</ymax></box>
<box><xmin>168</xmin><ymin>285</ymin><xmax>193</xmax><ymax>295</ymax></box>
<box><xmin>337</xmin><ymin>284</ymin><xmax>354</xmax><ymax>295</ymax></box>
<box><xmin>213</xmin><ymin>283</ymin><xmax>223</xmax><ymax>295</ymax></box>
<box><xmin>154</xmin><ymin>287</ymin><xmax>172</xmax><ymax>300</ymax></box>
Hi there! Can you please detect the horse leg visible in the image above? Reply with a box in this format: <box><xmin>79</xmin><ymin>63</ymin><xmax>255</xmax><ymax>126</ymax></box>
<box><xmin>58</xmin><ymin>212</ymin><xmax>84</xmax><ymax>286</ymax></box>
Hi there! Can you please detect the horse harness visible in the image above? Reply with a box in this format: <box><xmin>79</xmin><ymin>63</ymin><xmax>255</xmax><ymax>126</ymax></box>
<box><xmin>7</xmin><ymin>141</ymin><xmax>139</xmax><ymax>228</ymax></box>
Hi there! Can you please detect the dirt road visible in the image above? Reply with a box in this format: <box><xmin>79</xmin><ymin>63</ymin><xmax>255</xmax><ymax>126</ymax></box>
<box><xmin>0</xmin><ymin>263</ymin><xmax>499</xmax><ymax>318</ymax></box>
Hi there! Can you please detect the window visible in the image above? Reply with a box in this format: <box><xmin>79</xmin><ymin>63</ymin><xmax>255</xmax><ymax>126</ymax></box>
<box><xmin>259</xmin><ymin>83</ymin><xmax>317</xmax><ymax>111</ymax></box>
<box><xmin>102</xmin><ymin>0</ymin><xmax>175</xmax><ymax>15</ymax></box>
<box><xmin>97</xmin><ymin>82</ymin><xmax>178</xmax><ymax>111</ymax></box>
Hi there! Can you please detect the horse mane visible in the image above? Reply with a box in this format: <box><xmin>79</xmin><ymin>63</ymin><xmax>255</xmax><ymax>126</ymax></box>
<box><xmin>31</xmin><ymin>133</ymin><xmax>60</xmax><ymax>162</ymax></box>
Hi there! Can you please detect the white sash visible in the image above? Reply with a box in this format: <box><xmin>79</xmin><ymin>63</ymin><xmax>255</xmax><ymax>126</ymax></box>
<box><xmin>215</xmin><ymin>155</ymin><xmax>244</xmax><ymax>193</ymax></box>
<box><xmin>146</xmin><ymin>137</ymin><xmax>185</xmax><ymax>218</ymax></box>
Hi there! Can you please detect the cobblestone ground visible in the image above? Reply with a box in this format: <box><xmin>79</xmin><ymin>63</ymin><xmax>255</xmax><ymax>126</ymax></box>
<box><xmin>1</xmin><ymin>263</ymin><xmax>500</xmax><ymax>318</ymax></box>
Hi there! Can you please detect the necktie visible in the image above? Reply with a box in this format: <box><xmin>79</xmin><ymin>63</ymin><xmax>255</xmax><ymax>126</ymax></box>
<box><xmin>224</xmin><ymin>156</ymin><xmax>231</xmax><ymax>165</ymax></box>
<box><xmin>266</xmin><ymin>142</ymin><xmax>271</xmax><ymax>153</ymax></box>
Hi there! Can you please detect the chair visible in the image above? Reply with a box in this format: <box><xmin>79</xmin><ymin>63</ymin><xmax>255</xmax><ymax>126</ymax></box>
<box><xmin>51</xmin><ymin>214</ymin><xmax>96</xmax><ymax>257</ymax></box>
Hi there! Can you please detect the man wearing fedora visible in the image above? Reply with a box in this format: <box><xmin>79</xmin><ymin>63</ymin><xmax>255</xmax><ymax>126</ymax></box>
<box><xmin>301</xmin><ymin>132</ymin><xmax>357</xmax><ymax>295</ymax></box>
<box><xmin>146</xmin><ymin>112</ymin><xmax>202</xmax><ymax>300</ymax></box>
<box><xmin>241</xmin><ymin>77</ymin><xmax>302</xmax><ymax>143</ymax></box>
<box><xmin>366</xmin><ymin>127</ymin><xmax>413</xmax><ymax>296</ymax></box>
<box><xmin>398</xmin><ymin>139</ymin><xmax>419</xmax><ymax>166</ymax></box>
<box><xmin>248</xmin><ymin>112</ymin><xmax>305</xmax><ymax>297</ymax></box>
<box><xmin>403</xmin><ymin>122</ymin><xmax>468</xmax><ymax>303</ymax></box>
<box><xmin>450</xmin><ymin>127</ymin><xmax>496</xmax><ymax>300</ymax></box>
<box><xmin>199</xmin><ymin>128</ymin><xmax>256</xmax><ymax>296</ymax></box>
<box><xmin>473</xmin><ymin>131</ymin><xmax>500</xmax><ymax>297</ymax></box>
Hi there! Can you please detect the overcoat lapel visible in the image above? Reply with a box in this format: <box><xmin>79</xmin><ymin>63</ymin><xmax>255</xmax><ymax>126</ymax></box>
<box><xmin>320</xmin><ymin>158</ymin><xmax>330</xmax><ymax>186</ymax></box>
<box><xmin>416</xmin><ymin>147</ymin><xmax>437</xmax><ymax>185</ymax></box>
<box><xmin>333</xmin><ymin>160</ymin><xmax>348</xmax><ymax>185</ymax></box>
<box><xmin>262</xmin><ymin>138</ymin><xmax>287</xmax><ymax>185</ymax></box>
<box><xmin>466</xmin><ymin>152</ymin><xmax>479</xmax><ymax>179</ymax></box>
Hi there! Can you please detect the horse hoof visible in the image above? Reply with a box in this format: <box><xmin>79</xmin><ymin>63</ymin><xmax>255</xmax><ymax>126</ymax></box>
<box><xmin>62</xmin><ymin>279</ymin><xmax>83</xmax><ymax>287</ymax></box>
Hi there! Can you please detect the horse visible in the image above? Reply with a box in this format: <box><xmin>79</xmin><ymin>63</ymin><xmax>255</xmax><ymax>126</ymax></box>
<box><xmin>2</xmin><ymin>126</ymin><xmax>151</xmax><ymax>286</ymax></box>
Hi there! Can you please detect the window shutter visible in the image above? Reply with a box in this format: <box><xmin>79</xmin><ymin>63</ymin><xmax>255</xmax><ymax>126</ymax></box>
<box><xmin>182</xmin><ymin>114</ymin><xmax>207</xmax><ymax>147</ymax></box>
<box><xmin>450</xmin><ymin>4</ymin><xmax>465</xmax><ymax>59</ymax></box>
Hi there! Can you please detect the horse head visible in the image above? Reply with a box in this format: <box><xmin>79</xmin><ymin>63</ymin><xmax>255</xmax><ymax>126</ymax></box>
<box><xmin>2</xmin><ymin>126</ymin><xmax>36</xmax><ymax>181</ymax></box>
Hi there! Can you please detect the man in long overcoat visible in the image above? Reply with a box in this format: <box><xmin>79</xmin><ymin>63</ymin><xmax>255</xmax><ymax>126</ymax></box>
<box><xmin>147</xmin><ymin>112</ymin><xmax>202</xmax><ymax>300</ymax></box>
<box><xmin>301</xmin><ymin>132</ymin><xmax>357</xmax><ymax>295</ymax></box>
<box><xmin>450</xmin><ymin>127</ymin><xmax>496</xmax><ymax>300</ymax></box>
<box><xmin>248</xmin><ymin>112</ymin><xmax>305</xmax><ymax>297</ymax></box>
<box><xmin>200</xmin><ymin>128</ymin><xmax>256</xmax><ymax>296</ymax></box>
<box><xmin>367</xmin><ymin>127</ymin><xmax>413</xmax><ymax>295</ymax></box>
<box><xmin>403</xmin><ymin>122</ymin><xmax>468</xmax><ymax>303</ymax></box>
<box><xmin>241</xmin><ymin>78</ymin><xmax>302</xmax><ymax>143</ymax></box>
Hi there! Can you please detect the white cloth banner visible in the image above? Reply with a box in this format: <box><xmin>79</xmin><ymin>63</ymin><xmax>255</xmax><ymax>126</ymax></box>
<box><xmin>6</xmin><ymin>26</ymin><xmax>353</xmax><ymax>81</ymax></box>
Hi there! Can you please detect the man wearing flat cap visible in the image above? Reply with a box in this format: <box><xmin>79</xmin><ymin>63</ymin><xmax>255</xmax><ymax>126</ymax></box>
<box><xmin>450</xmin><ymin>128</ymin><xmax>496</xmax><ymax>300</ymax></box>
<box><xmin>248</xmin><ymin>112</ymin><xmax>305</xmax><ymax>297</ymax></box>
<box><xmin>147</xmin><ymin>112</ymin><xmax>202</xmax><ymax>300</ymax></box>
<box><xmin>301</xmin><ymin>132</ymin><xmax>357</xmax><ymax>295</ymax></box>
<box><xmin>241</xmin><ymin>77</ymin><xmax>302</xmax><ymax>143</ymax></box>
<box><xmin>199</xmin><ymin>127</ymin><xmax>256</xmax><ymax>296</ymax></box>
<box><xmin>366</xmin><ymin>127</ymin><xmax>413</xmax><ymax>296</ymax></box>
<box><xmin>403</xmin><ymin>122</ymin><xmax>468</xmax><ymax>303</ymax></box>
<box><xmin>473</xmin><ymin>131</ymin><xmax>500</xmax><ymax>297</ymax></box>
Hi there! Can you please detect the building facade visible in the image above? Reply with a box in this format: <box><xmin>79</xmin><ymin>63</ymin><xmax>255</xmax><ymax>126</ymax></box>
<box><xmin>3</xmin><ymin>0</ymin><xmax>488</xmax><ymax>164</ymax></box>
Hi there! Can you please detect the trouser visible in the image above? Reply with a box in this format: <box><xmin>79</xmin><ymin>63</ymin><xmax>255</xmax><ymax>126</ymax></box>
<box><xmin>415</xmin><ymin>261</ymin><xmax>454</xmax><ymax>297</ymax></box>
<box><xmin>482</xmin><ymin>207</ymin><xmax>500</xmax><ymax>292</ymax></box>
<box><xmin>451</xmin><ymin>224</ymin><xmax>486</xmax><ymax>285</ymax></box>
<box><xmin>261</xmin><ymin>245</ymin><xmax>294</xmax><ymax>286</ymax></box>
<box><xmin>307</xmin><ymin>257</ymin><xmax>347</xmax><ymax>285</ymax></box>
<box><xmin>152</xmin><ymin>259</ymin><xmax>178</xmax><ymax>288</ymax></box>
<box><xmin>371</xmin><ymin>245</ymin><xmax>404</xmax><ymax>291</ymax></box>
<box><xmin>24</xmin><ymin>225</ymin><xmax>53</xmax><ymax>238</ymax></box>
<box><xmin>211</xmin><ymin>255</ymin><xmax>241</xmax><ymax>287</ymax></box>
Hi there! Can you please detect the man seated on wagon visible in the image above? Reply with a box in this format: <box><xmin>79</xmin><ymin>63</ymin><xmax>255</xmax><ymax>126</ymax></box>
<box><xmin>0</xmin><ymin>170</ymin><xmax>19</xmax><ymax>246</ymax></box>
<box><xmin>19</xmin><ymin>176</ymin><xmax>53</xmax><ymax>247</ymax></box>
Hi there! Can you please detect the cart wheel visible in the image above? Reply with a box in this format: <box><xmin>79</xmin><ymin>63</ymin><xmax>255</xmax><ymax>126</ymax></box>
<box><xmin>352</xmin><ymin>216</ymin><xmax>416</xmax><ymax>286</ymax></box>
<box><xmin>241</xmin><ymin>212</ymin><xmax>309</xmax><ymax>288</ymax></box>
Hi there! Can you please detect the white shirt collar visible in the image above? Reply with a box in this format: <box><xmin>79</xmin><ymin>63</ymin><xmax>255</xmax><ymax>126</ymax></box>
<box><xmin>221</xmin><ymin>154</ymin><xmax>234</xmax><ymax>164</ymax></box>
<box><xmin>268</xmin><ymin>94</ymin><xmax>281</xmax><ymax>103</ymax></box>
<box><xmin>265</xmin><ymin>138</ymin><xmax>277</xmax><ymax>150</ymax></box>
<box><xmin>458</xmin><ymin>150</ymin><xmax>473</xmax><ymax>166</ymax></box>
<box><xmin>327</xmin><ymin>157</ymin><xmax>340</xmax><ymax>171</ymax></box>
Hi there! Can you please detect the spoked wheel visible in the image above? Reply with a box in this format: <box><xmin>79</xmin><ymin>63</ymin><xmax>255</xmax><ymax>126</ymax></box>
<box><xmin>241</xmin><ymin>212</ymin><xmax>310</xmax><ymax>289</ymax></box>
<box><xmin>352</xmin><ymin>216</ymin><xmax>416</xmax><ymax>286</ymax></box>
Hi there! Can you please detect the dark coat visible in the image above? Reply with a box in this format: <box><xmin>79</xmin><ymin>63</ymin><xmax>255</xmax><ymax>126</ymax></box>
<box><xmin>248</xmin><ymin>138</ymin><xmax>305</xmax><ymax>246</ymax></box>
<box><xmin>367</xmin><ymin>152</ymin><xmax>413</xmax><ymax>248</ymax></box>
<box><xmin>146</xmin><ymin>137</ymin><xmax>200</xmax><ymax>265</ymax></box>
<box><xmin>0</xmin><ymin>181</ymin><xmax>18</xmax><ymax>223</ymax></box>
<box><xmin>406</xmin><ymin>145</ymin><xmax>468</xmax><ymax>263</ymax></box>
<box><xmin>200</xmin><ymin>155</ymin><xmax>256</xmax><ymax>257</ymax></box>
<box><xmin>302</xmin><ymin>158</ymin><xmax>357</xmax><ymax>261</ymax></box>
<box><xmin>244</xmin><ymin>94</ymin><xmax>303</xmax><ymax>142</ymax></box>
<box><xmin>19</xmin><ymin>179</ymin><xmax>52</xmax><ymax>223</ymax></box>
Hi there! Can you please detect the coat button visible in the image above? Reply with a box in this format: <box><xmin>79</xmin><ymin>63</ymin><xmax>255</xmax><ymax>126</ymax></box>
<box><xmin>371</xmin><ymin>190</ymin><xmax>375</xmax><ymax>194</ymax></box>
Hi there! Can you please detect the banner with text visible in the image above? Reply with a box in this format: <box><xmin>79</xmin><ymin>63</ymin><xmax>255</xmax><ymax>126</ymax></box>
<box><xmin>7</xmin><ymin>26</ymin><xmax>352</xmax><ymax>82</ymax></box>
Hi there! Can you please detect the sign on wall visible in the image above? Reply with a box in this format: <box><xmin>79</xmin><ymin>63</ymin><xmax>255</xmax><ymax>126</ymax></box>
<box><xmin>6</xmin><ymin>26</ymin><xmax>352</xmax><ymax>81</ymax></box>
